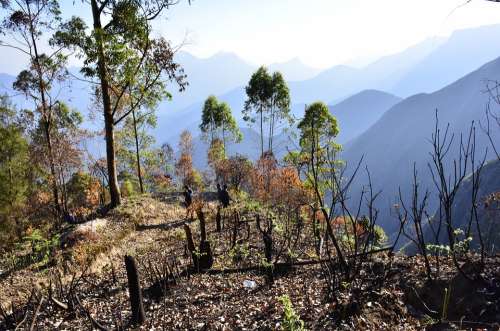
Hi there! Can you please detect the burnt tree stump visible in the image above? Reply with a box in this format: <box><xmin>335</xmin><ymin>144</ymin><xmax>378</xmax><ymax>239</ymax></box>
<box><xmin>198</xmin><ymin>240</ymin><xmax>214</xmax><ymax>270</ymax></box>
<box><xmin>196</xmin><ymin>209</ymin><xmax>207</xmax><ymax>242</ymax></box>
<box><xmin>183</xmin><ymin>224</ymin><xmax>198</xmax><ymax>268</ymax></box>
<box><xmin>124</xmin><ymin>255</ymin><xmax>145</xmax><ymax>325</ymax></box>
<box><xmin>216</xmin><ymin>206</ymin><xmax>222</xmax><ymax>232</ymax></box>
<box><xmin>196</xmin><ymin>209</ymin><xmax>213</xmax><ymax>270</ymax></box>
<box><xmin>256</xmin><ymin>215</ymin><xmax>274</xmax><ymax>284</ymax></box>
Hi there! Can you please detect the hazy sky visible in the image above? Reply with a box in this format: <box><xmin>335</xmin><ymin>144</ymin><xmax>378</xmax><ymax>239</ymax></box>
<box><xmin>1</xmin><ymin>0</ymin><xmax>500</xmax><ymax>74</ymax></box>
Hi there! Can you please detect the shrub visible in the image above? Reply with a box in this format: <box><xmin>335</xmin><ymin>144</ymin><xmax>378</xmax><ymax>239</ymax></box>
<box><xmin>66</xmin><ymin>171</ymin><xmax>101</xmax><ymax>211</ymax></box>
<box><xmin>278</xmin><ymin>295</ymin><xmax>305</xmax><ymax>331</ymax></box>
<box><xmin>23</xmin><ymin>228</ymin><xmax>59</xmax><ymax>265</ymax></box>
<box><xmin>121</xmin><ymin>179</ymin><xmax>136</xmax><ymax>197</ymax></box>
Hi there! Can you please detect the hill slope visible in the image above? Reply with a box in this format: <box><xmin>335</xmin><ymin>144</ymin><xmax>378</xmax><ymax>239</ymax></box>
<box><xmin>329</xmin><ymin>90</ymin><xmax>402</xmax><ymax>144</ymax></box>
<box><xmin>342</xmin><ymin>55</ymin><xmax>500</xmax><ymax>235</ymax></box>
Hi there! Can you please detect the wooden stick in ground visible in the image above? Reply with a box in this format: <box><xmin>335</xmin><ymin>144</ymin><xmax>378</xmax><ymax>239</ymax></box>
<box><xmin>124</xmin><ymin>255</ymin><xmax>146</xmax><ymax>325</ymax></box>
<box><xmin>29</xmin><ymin>297</ymin><xmax>44</xmax><ymax>331</ymax></box>
<box><xmin>216</xmin><ymin>206</ymin><xmax>222</xmax><ymax>232</ymax></box>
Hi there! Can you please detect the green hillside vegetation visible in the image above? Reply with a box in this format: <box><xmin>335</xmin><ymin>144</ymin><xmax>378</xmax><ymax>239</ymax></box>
<box><xmin>0</xmin><ymin>1</ymin><xmax>499</xmax><ymax>330</ymax></box>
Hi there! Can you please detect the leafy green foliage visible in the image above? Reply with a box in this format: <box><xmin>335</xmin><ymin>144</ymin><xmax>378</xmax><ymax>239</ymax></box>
<box><xmin>278</xmin><ymin>295</ymin><xmax>306</xmax><ymax>331</ymax></box>
<box><xmin>52</xmin><ymin>0</ymin><xmax>188</xmax><ymax>207</ymax></box>
<box><xmin>23</xmin><ymin>228</ymin><xmax>59</xmax><ymax>265</ymax></box>
<box><xmin>200</xmin><ymin>95</ymin><xmax>242</xmax><ymax>146</ymax></box>
<box><xmin>121</xmin><ymin>179</ymin><xmax>137</xmax><ymax>198</ymax></box>
<box><xmin>243</xmin><ymin>66</ymin><xmax>292</xmax><ymax>155</ymax></box>
<box><xmin>297</xmin><ymin>101</ymin><xmax>342</xmax><ymax>195</ymax></box>
<box><xmin>0</xmin><ymin>96</ymin><xmax>29</xmax><ymax>249</ymax></box>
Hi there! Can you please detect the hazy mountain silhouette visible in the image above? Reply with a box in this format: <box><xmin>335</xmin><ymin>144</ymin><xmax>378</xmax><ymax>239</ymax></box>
<box><xmin>342</xmin><ymin>55</ymin><xmax>500</xmax><ymax>235</ymax></box>
<box><xmin>268</xmin><ymin>57</ymin><xmax>322</xmax><ymax>82</ymax></box>
<box><xmin>288</xmin><ymin>37</ymin><xmax>444</xmax><ymax>104</ymax></box>
<box><xmin>392</xmin><ymin>24</ymin><xmax>500</xmax><ymax>97</ymax></box>
<box><xmin>329</xmin><ymin>90</ymin><xmax>402</xmax><ymax>144</ymax></box>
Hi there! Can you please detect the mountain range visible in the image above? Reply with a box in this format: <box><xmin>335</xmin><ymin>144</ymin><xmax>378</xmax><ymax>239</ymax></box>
<box><xmin>342</xmin><ymin>55</ymin><xmax>500</xmax><ymax>235</ymax></box>
<box><xmin>1</xmin><ymin>24</ymin><xmax>500</xmax><ymax>239</ymax></box>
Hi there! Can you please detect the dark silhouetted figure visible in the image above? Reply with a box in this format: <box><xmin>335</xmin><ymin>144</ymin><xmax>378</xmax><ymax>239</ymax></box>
<box><xmin>63</xmin><ymin>211</ymin><xmax>76</xmax><ymax>224</ymax></box>
<box><xmin>220</xmin><ymin>184</ymin><xmax>231</xmax><ymax>208</ymax></box>
<box><xmin>183</xmin><ymin>185</ymin><xmax>193</xmax><ymax>208</ymax></box>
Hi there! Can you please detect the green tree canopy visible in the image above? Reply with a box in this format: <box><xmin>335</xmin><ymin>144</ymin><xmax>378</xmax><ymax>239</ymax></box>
<box><xmin>200</xmin><ymin>95</ymin><xmax>242</xmax><ymax>148</ymax></box>
<box><xmin>0</xmin><ymin>96</ymin><xmax>29</xmax><ymax>248</ymax></box>
<box><xmin>52</xmin><ymin>0</ymin><xmax>188</xmax><ymax>207</ymax></box>
<box><xmin>1</xmin><ymin>0</ymin><xmax>69</xmax><ymax>214</ymax></box>
<box><xmin>297</xmin><ymin>101</ymin><xmax>341</xmax><ymax>195</ymax></box>
<box><xmin>243</xmin><ymin>66</ymin><xmax>291</xmax><ymax>156</ymax></box>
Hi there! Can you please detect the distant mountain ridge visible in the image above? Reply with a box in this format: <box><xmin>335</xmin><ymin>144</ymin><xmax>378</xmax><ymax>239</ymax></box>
<box><xmin>392</xmin><ymin>24</ymin><xmax>500</xmax><ymax>97</ymax></box>
<box><xmin>342</xmin><ymin>54</ymin><xmax>500</xmax><ymax>235</ymax></box>
<box><xmin>329</xmin><ymin>90</ymin><xmax>402</xmax><ymax>144</ymax></box>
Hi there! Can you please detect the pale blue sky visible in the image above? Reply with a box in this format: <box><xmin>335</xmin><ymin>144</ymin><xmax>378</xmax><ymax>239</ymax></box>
<box><xmin>1</xmin><ymin>0</ymin><xmax>500</xmax><ymax>74</ymax></box>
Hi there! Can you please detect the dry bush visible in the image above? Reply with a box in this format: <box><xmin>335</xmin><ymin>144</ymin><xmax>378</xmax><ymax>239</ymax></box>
<box><xmin>250</xmin><ymin>154</ymin><xmax>311</xmax><ymax>210</ymax></box>
<box><xmin>215</xmin><ymin>154</ymin><xmax>253</xmax><ymax>191</ymax></box>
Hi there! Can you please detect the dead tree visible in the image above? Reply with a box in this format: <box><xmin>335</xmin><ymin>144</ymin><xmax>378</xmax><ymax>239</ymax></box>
<box><xmin>184</xmin><ymin>216</ymin><xmax>213</xmax><ymax>271</ymax></box>
<box><xmin>428</xmin><ymin>113</ymin><xmax>487</xmax><ymax>277</ymax></box>
<box><xmin>396</xmin><ymin>165</ymin><xmax>433</xmax><ymax>281</ymax></box>
<box><xmin>124</xmin><ymin>255</ymin><xmax>145</xmax><ymax>325</ymax></box>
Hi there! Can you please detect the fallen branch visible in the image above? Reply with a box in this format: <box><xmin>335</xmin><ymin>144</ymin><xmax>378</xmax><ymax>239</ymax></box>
<box><xmin>74</xmin><ymin>294</ymin><xmax>109</xmax><ymax>331</ymax></box>
<box><xmin>14</xmin><ymin>290</ymin><xmax>35</xmax><ymax>331</ymax></box>
<box><xmin>29</xmin><ymin>297</ymin><xmax>44</xmax><ymax>331</ymax></box>
<box><xmin>49</xmin><ymin>296</ymin><xmax>68</xmax><ymax>311</ymax></box>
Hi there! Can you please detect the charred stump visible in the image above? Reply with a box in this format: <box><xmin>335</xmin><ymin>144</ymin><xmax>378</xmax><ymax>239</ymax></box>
<box><xmin>231</xmin><ymin>211</ymin><xmax>240</xmax><ymax>248</ymax></box>
<box><xmin>216</xmin><ymin>206</ymin><xmax>222</xmax><ymax>232</ymax></box>
<box><xmin>256</xmin><ymin>215</ymin><xmax>274</xmax><ymax>284</ymax></box>
<box><xmin>198</xmin><ymin>240</ymin><xmax>214</xmax><ymax>270</ymax></box>
<box><xmin>183</xmin><ymin>224</ymin><xmax>198</xmax><ymax>268</ymax></box>
<box><xmin>196</xmin><ymin>209</ymin><xmax>207</xmax><ymax>242</ymax></box>
<box><xmin>124</xmin><ymin>255</ymin><xmax>145</xmax><ymax>325</ymax></box>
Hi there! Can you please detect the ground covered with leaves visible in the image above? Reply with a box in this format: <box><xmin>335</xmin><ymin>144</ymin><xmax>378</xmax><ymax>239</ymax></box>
<box><xmin>0</xmin><ymin>195</ymin><xmax>499</xmax><ymax>330</ymax></box>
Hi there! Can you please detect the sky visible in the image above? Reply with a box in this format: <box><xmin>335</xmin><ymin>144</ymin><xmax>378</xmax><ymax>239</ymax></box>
<box><xmin>1</xmin><ymin>0</ymin><xmax>500</xmax><ymax>74</ymax></box>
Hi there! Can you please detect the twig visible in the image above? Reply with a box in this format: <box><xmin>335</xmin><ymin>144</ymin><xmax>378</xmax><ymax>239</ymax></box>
<box><xmin>49</xmin><ymin>296</ymin><xmax>68</xmax><ymax>311</ymax></box>
<box><xmin>29</xmin><ymin>297</ymin><xmax>44</xmax><ymax>331</ymax></box>
<box><xmin>74</xmin><ymin>294</ymin><xmax>109</xmax><ymax>331</ymax></box>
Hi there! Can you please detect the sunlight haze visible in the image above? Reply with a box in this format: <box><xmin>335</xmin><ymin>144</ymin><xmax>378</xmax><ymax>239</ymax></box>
<box><xmin>1</xmin><ymin>0</ymin><xmax>500</xmax><ymax>74</ymax></box>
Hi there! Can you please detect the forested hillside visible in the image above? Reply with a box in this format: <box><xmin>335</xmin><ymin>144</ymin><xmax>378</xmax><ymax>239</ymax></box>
<box><xmin>0</xmin><ymin>1</ymin><xmax>499</xmax><ymax>330</ymax></box>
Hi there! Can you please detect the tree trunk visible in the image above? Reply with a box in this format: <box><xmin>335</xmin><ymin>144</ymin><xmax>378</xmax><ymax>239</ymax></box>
<box><xmin>132</xmin><ymin>109</ymin><xmax>144</xmax><ymax>194</ymax></box>
<box><xmin>196</xmin><ymin>209</ymin><xmax>213</xmax><ymax>270</ymax></box>
<box><xmin>124</xmin><ymin>255</ymin><xmax>145</xmax><ymax>325</ymax></box>
<box><xmin>44</xmin><ymin>122</ymin><xmax>62</xmax><ymax>214</ymax></box>
<box><xmin>26</xmin><ymin>3</ymin><xmax>61</xmax><ymax>215</ymax></box>
<box><xmin>259</xmin><ymin>106</ymin><xmax>264</xmax><ymax>157</ymax></box>
<box><xmin>91</xmin><ymin>0</ymin><xmax>121</xmax><ymax>208</ymax></box>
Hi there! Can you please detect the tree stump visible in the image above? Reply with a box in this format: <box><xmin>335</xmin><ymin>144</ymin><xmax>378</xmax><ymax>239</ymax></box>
<box><xmin>196</xmin><ymin>209</ymin><xmax>207</xmax><ymax>242</ymax></box>
<box><xmin>216</xmin><ymin>206</ymin><xmax>222</xmax><ymax>232</ymax></box>
<box><xmin>184</xmin><ymin>224</ymin><xmax>199</xmax><ymax>269</ymax></box>
<box><xmin>183</xmin><ymin>224</ymin><xmax>196</xmax><ymax>253</ymax></box>
<box><xmin>198</xmin><ymin>240</ymin><xmax>214</xmax><ymax>270</ymax></box>
<box><xmin>124</xmin><ymin>255</ymin><xmax>145</xmax><ymax>325</ymax></box>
